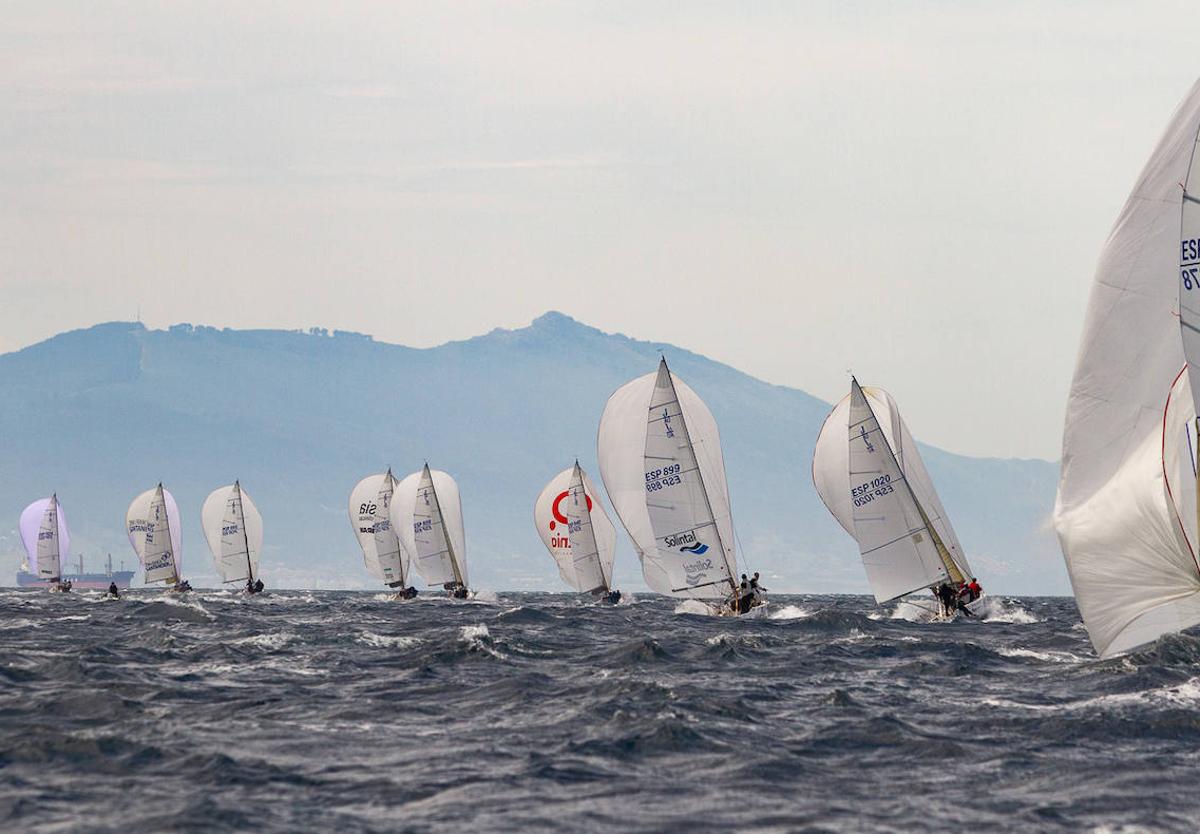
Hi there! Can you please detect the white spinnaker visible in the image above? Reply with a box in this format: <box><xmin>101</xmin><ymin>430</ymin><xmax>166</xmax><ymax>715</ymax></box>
<box><xmin>533</xmin><ymin>464</ymin><xmax>617</xmax><ymax>593</ymax></box>
<box><xmin>1056</xmin><ymin>79</ymin><xmax>1200</xmax><ymax>658</ymax></box>
<box><xmin>843</xmin><ymin>380</ymin><xmax>950</xmax><ymax>602</ymax></box>
<box><xmin>813</xmin><ymin>382</ymin><xmax>973</xmax><ymax>591</ymax></box>
<box><xmin>348</xmin><ymin>471</ymin><xmax>409</xmax><ymax>587</ymax></box>
<box><xmin>19</xmin><ymin>496</ymin><xmax>70</xmax><ymax>579</ymax></box>
<box><xmin>393</xmin><ymin>466</ymin><xmax>468</xmax><ymax>588</ymax></box>
<box><xmin>597</xmin><ymin>359</ymin><xmax>737</xmax><ymax>599</ymax></box>
<box><xmin>131</xmin><ymin>484</ymin><xmax>182</xmax><ymax>585</ymax></box>
<box><xmin>201</xmin><ymin>482</ymin><xmax>264</xmax><ymax>584</ymax></box>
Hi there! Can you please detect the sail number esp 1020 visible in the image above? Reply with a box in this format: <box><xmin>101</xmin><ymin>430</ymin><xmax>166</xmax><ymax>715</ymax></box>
<box><xmin>851</xmin><ymin>474</ymin><xmax>894</xmax><ymax>507</ymax></box>
<box><xmin>645</xmin><ymin>463</ymin><xmax>683</xmax><ymax>492</ymax></box>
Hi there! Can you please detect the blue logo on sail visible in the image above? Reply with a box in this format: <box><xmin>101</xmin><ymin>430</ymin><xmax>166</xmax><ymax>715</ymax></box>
<box><xmin>680</xmin><ymin>542</ymin><xmax>709</xmax><ymax>555</ymax></box>
<box><xmin>860</xmin><ymin>425</ymin><xmax>875</xmax><ymax>453</ymax></box>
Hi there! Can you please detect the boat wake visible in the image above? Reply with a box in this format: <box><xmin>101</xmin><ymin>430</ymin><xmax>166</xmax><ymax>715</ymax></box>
<box><xmin>976</xmin><ymin>597</ymin><xmax>1040</xmax><ymax>624</ymax></box>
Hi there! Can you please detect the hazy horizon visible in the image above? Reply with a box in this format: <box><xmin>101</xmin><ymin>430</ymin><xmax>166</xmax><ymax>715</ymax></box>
<box><xmin>5</xmin><ymin>3</ymin><xmax>1197</xmax><ymax>462</ymax></box>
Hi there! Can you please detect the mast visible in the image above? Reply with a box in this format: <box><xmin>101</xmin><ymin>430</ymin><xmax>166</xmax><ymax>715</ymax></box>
<box><xmin>654</xmin><ymin>358</ymin><xmax>738</xmax><ymax>597</ymax></box>
<box><xmin>157</xmin><ymin>483</ymin><xmax>178</xmax><ymax>584</ymax></box>
<box><xmin>383</xmin><ymin>469</ymin><xmax>405</xmax><ymax>587</ymax></box>
<box><xmin>234</xmin><ymin>481</ymin><xmax>254</xmax><ymax>584</ymax></box>
<box><xmin>106</xmin><ymin>553</ymin><xmax>112</xmax><ymax>576</ymax></box>
<box><xmin>45</xmin><ymin>494</ymin><xmax>61</xmax><ymax>582</ymax></box>
<box><xmin>851</xmin><ymin>378</ymin><xmax>963</xmax><ymax>587</ymax></box>
<box><xmin>424</xmin><ymin>464</ymin><xmax>464</xmax><ymax>588</ymax></box>
<box><xmin>570</xmin><ymin>460</ymin><xmax>610</xmax><ymax>593</ymax></box>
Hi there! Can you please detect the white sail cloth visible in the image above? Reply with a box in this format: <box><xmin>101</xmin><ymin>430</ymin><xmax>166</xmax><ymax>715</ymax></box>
<box><xmin>348</xmin><ymin>471</ymin><xmax>410</xmax><ymax>587</ymax></box>
<box><xmin>126</xmin><ymin>485</ymin><xmax>183</xmax><ymax>585</ymax></box>
<box><xmin>392</xmin><ymin>466</ymin><xmax>468</xmax><ymax>588</ymax></box>
<box><xmin>534</xmin><ymin>464</ymin><xmax>617</xmax><ymax>593</ymax></box>
<box><xmin>1056</xmin><ymin>79</ymin><xmax>1200</xmax><ymax>658</ymax></box>
<box><xmin>597</xmin><ymin>360</ymin><xmax>738</xmax><ymax>599</ymax></box>
<box><xmin>201</xmin><ymin>482</ymin><xmax>264</xmax><ymax>584</ymax></box>
<box><xmin>19</xmin><ymin>496</ymin><xmax>70</xmax><ymax>579</ymax></box>
<box><xmin>813</xmin><ymin>382</ymin><xmax>971</xmax><ymax>601</ymax></box>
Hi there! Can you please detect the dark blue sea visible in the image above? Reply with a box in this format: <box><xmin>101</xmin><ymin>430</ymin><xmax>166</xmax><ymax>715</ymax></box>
<box><xmin>1</xmin><ymin>590</ymin><xmax>1198</xmax><ymax>832</ymax></box>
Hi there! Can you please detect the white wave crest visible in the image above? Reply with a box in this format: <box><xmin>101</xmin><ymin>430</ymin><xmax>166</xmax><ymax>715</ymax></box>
<box><xmin>459</xmin><ymin>624</ymin><xmax>507</xmax><ymax>659</ymax></box>
<box><xmin>356</xmin><ymin>631</ymin><xmax>420</xmax><ymax>649</ymax></box>
<box><xmin>889</xmin><ymin>600</ymin><xmax>940</xmax><ymax>622</ymax></box>
<box><xmin>978</xmin><ymin>598</ymin><xmax>1040</xmax><ymax>624</ymax></box>
<box><xmin>768</xmin><ymin>604</ymin><xmax>812</xmax><ymax>621</ymax></box>
<box><xmin>997</xmin><ymin>647</ymin><xmax>1082</xmax><ymax>664</ymax></box>
<box><xmin>229</xmin><ymin>631</ymin><xmax>295</xmax><ymax>650</ymax></box>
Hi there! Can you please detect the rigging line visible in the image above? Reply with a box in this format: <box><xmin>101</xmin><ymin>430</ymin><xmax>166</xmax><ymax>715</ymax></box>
<box><xmin>691</xmin><ymin>431</ymin><xmax>749</xmax><ymax>577</ymax></box>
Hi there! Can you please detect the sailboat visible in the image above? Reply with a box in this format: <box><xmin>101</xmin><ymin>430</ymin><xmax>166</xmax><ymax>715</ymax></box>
<box><xmin>813</xmin><ymin>379</ymin><xmax>984</xmax><ymax>619</ymax></box>
<box><xmin>202</xmin><ymin>481</ymin><xmax>265</xmax><ymax>594</ymax></box>
<box><xmin>597</xmin><ymin>358</ymin><xmax>764</xmax><ymax>616</ymax></box>
<box><xmin>1056</xmin><ymin>79</ymin><xmax>1200</xmax><ymax>658</ymax></box>
<box><xmin>534</xmin><ymin>461</ymin><xmax>621</xmax><ymax>603</ymax></box>
<box><xmin>391</xmin><ymin>464</ymin><xmax>471</xmax><ymax>598</ymax></box>
<box><xmin>19</xmin><ymin>495</ymin><xmax>72</xmax><ymax>592</ymax></box>
<box><xmin>349</xmin><ymin>469</ymin><xmax>417</xmax><ymax>598</ymax></box>
<box><xmin>126</xmin><ymin>483</ymin><xmax>191</xmax><ymax>592</ymax></box>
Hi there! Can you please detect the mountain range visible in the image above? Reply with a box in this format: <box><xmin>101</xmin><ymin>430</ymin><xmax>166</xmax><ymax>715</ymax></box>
<box><xmin>0</xmin><ymin>312</ymin><xmax>1066</xmax><ymax>594</ymax></box>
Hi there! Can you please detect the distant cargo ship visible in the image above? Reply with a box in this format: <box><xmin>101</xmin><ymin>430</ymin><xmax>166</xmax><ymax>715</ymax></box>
<box><xmin>17</xmin><ymin>554</ymin><xmax>134</xmax><ymax>590</ymax></box>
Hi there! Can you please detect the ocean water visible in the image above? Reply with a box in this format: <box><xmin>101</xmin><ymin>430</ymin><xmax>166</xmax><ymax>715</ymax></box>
<box><xmin>1</xmin><ymin>590</ymin><xmax>1198</xmax><ymax>833</ymax></box>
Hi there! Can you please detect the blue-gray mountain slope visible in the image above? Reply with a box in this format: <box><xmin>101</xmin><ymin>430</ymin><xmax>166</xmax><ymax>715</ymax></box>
<box><xmin>0</xmin><ymin>313</ymin><xmax>1064</xmax><ymax>594</ymax></box>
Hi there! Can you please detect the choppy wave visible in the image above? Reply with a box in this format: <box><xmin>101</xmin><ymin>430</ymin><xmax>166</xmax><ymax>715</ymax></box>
<box><xmin>0</xmin><ymin>589</ymin><xmax>1196</xmax><ymax>831</ymax></box>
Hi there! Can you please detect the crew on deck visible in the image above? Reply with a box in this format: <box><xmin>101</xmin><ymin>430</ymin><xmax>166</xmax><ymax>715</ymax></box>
<box><xmin>736</xmin><ymin>574</ymin><xmax>753</xmax><ymax>614</ymax></box>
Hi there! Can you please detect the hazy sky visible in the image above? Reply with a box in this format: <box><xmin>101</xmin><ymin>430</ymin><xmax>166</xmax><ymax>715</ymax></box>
<box><xmin>2</xmin><ymin>2</ymin><xmax>1195</xmax><ymax>460</ymax></box>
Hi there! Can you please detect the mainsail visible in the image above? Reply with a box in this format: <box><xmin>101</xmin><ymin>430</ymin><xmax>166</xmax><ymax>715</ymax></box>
<box><xmin>392</xmin><ymin>465</ymin><xmax>468</xmax><ymax>589</ymax></box>
<box><xmin>1056</xmin><ymin>78</ymin><xmax>1200</xmax><ymax>658</ymax></box>
<box><xmin>201</xmin><ymin>481</ymin><xmax>264</xmax><ymax>584</ymax></box>
<box><xmin>348</xmin><ymin>470</ymin><xmax>409</xmax><ymax>588</ymax></box>
<box><xmin>597</xmin><ymin>358</ymin><xmax>738</xmax><ymax>600</ymax></box>
<box><xmin>534</xmin><ymin>462</ymin><xmax>617</xmax><ymax>594</ymax></box>
<box><xmin>126</xmin><ymin>484</ymin><xmax>183</xmax><ymax>586</ymax></box>
<box><xmin>19</xmin><ymin>495</ymin><xmax>70</xmax><ymax>581</ymax></box>
<box><xmin>813</xmin><ymin>379</ymin><xmax>967</xmax><ymax>602</ymax></box>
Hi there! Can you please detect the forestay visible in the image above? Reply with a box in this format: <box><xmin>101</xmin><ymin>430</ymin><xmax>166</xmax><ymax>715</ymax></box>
<box><xmin>201</xmin><ymin>482</ymin><xmax>264</xmax><ymax>584</ymax></box>
<box><xmin>597</xmin><ymin>359</ymin><xmax>738</xmax><ymax>600</ymax></box>
<box><xmin>19</xmin><ymin>496</ymin><xmax>70</xmax><ymax>580</ymax></box>
<box><xmin>392</xmin><ymin>465</ymin><xmax>468</xmax><ymax>589</ymax></box>
<box><xmin>347</xmin><ymin>470</ymin><xmax>409</xmax><ymax>588</ymax></box>
<box><xmin>1056</xmin><ymin>79</ymin><xmax>1200</xmax><ymax>658</ymax></box>
<box><xmin>813</xmin><ymin>380</ymin><xmax>971</xmax><ymax>602</ymax></box>
<box><xmin>126</xmin><ymin>484</ymin><xmax>183</xmax><ymax>585</ymax></box>
<box><xmin>534</xmin><ymin>463</ymin><xmax>617</xmax><ymax>594</ymax></box>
